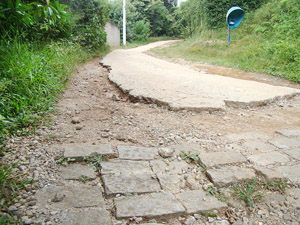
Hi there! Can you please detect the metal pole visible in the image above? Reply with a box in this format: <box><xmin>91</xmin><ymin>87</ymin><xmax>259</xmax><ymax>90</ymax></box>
<box><xmin>227</xmin><ymin>27</ymin><xmax>230</xmax><ymax>47</ymax></box>
<box><xmin>123</xmin><ymin>0</ymin><xmax>126</xmax><ymax>45</ymax></box>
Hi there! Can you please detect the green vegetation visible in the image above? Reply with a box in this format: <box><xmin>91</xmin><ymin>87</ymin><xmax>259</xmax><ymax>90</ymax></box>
<box><xmin>108</xmin><ymin>0</ymin><xmax>180</xmax><ymax>42</ymax></box>
<box><xmin>180</xmin><ymin>151</ymin><xmax>206</xmax><ymax>172</ymax></box>
<box><xmin>232</xmin><ymin>178</ymin><xmax>289</xmax><ymax>210</ymax></box>
<box><xmin>153</xmin><ymin>0</ymin><xmax>300</xmax><ymax>82</ymax></box>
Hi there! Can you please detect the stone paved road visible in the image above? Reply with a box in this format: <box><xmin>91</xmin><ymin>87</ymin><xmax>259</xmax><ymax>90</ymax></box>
<box><xmin>35</xmin><ymin>129</ymin><xmax>300</xmax><ymax>224</ymax></box>
<box><xmin>102</xmin><ymin>41</ymin><xmax>300</xmax><ymax>111</ymax></box>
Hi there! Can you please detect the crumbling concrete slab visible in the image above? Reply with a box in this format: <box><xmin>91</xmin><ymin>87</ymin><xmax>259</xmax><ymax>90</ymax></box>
<box><xmin>247</xmin><ymin>152</ymin><xmax>290</xmax><ymax>166</ymax></box>
<box><xmin>243</xmin><ymin>139</ymin><xmax>276</xmax><ymax>153</ymax></box>
<box><xmin>156</xmin><ymin>174</ymin><xmax>184</xmax><ymax>193</ymax></box>
<box><xmin>35</xmin><ymin>185</ymin><xmax>105</xmax><ymax>210</ymax></box>
<box><xmin>284</xmin><ymin>148</ymin><xmax>300</xmax><ymax>160</ymax></box>
<box><xmin>100</xmin><ymin>160</ymin><xmax>152</xmax><ymax>175</ymax></box>
<box><xmin>150</xmin><ymin>160</ymin><xmax>190</xmax><ymax>175</ymax></box>
<box><xmin>114</xmin><ymin>192</ymin><xmax>185</xmax><ymax>219</ymax></box>
<box><xmin>276</xmin><ymin>164</ymin><xmax>300</xmax><ymax>183</ymax></box>
<box><xmin>59</xmin><ymin>164</ymin><xmax>96</xmax><ymax>180</ymax></box>
<box><xmin>269</xmin><ymin>138</ymin><xmax>300</xmax><ymax>149</ymax></box>
<box><xmin>117</xmin><ymin>146</ymin><xmax>158</xmax><ymax>160</ymax></box>
<box><xmin>60</xmin><ymin>209</ymin><xmax>111</xmax><ymax>225</ymax></box>
<box><xmin>102</xmin><ymin>41</ymin><xmax>300</xmax><ymax>111</ymax></box>
<box><xmin>64</xmin><ymin>145</ymin><xmax>114</xmax><ymax>160</ymax></box>
<box><xmin>198</xmin><ymin>151</ymin><xmax>247</xmax><ymax>168</ymax></box>
<box><xmin>253</xmin><ymin>166</ymin><xmax>285</xmax><ymax>181</ymax></box>
<box><xmin>102</xmin><ymin>173</ymin><xmax>161</xmax><ymax>196</ymax></box>
<box><xmin>176</xmin><ymin>190</ymin><xmax>227</xmax><ymax>214</ymax></box>
<box><xmin>206</xmin><ymin>166</ymin><xmax>256</xmax><ymax>187</ymax></box>
<box><xmin>276</xmin><ymin>130</ymin><xmax>300</xmax><ymax>138</ymax></box>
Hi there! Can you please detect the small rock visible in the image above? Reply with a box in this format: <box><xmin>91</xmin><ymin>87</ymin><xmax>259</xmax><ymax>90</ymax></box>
<box><xmin>75</xmin><ymin>125</ymin><xmax>83</xmax><ymax>130</ymax></box>
<box><xmin>51</xmin><ymin>193</ymin><xmax>65</xmax><ymax>202</ymax></box>
<box><xmin>158</xmin><ymin>147</ymin><xmax>174</xmax><ymax>158</ymax></box>
<box><xmin>22</xmin><ymin>216</ymin><xmax>32</xmax><ymax>225</ymax></box>
<box><xmin>71</xmin><ymin>117</ymin><xmax>81</xmax><ymax>124</ymax></box>
<box><xmin>112</xmin><ymin>94</ymin><xmax>120</xmax><ymax>101</ymax></box>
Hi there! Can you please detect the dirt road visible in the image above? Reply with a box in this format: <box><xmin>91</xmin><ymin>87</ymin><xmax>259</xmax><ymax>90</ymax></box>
<box><xmin>4</xmin><ymin>43</ymin><xmax>300</xmax><ymax>225</ymax></box>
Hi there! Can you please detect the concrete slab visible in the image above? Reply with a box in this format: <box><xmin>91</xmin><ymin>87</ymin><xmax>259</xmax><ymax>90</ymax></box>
<box><xmin>59</xmin><ymin>164</ymin><xmax>96</xmax><ymax>180</ymax></box>
<box><xmin>269</xmin><ymin>138</ymin><xmax>300</xmax><ymax>149</ymax></box>
<box><xmin>156</xmin><ymin>174</ymin><xmax>184</xmax><ymax>193</ymax></box>
<box><xmin>276</xmin><ymin>130</ymin><xmax>300</xmax><ymax>138</ymax></box>
<box><xmin>284</xmin><ymin>148</ymin><xmax>300</xmax><ymax>160</ymax></box>
<box><xmin>150</xmin><ymin>160</ymin><xmax>190</xmax><ymax>175</ymax></box>
<box><xmin>247</xmin><ymin>152</ymin><xmax>290</xmax><ymax>166</ymax></box>
<box><xmin>226</xmin><ymin>132</ymin><xmax>268</xmax><ymax>142</ymax></box>
<box><xmin>35</xmin><ymin>185</ymin><xmax>105</xmax><ymax>210</ymax></box>
<box><xmin>176</xmin><ymin>190</ymin><xmax>227</xmax><ymax>214</ymax></box>
<box><xmin>60</xmin><ymin>209</ymin><xmax>111</xmax><ymax>225</ymax></box>
<box><xmin>206</xmin><ymin>166</ymin><xmax>256</xmax><ymax>187</ymax></box>
<box><xmin>100</xmin><ymin>160</ymin><xmax>152</xmax><ymax>175</ymax></box>
<box><xmin>102</xmin><ymin>173</ymin><xmax>161</xmax><ymax>196</ymax></box>
<box><xmin>114</xmin><ymin>192</ymin><xmax>185</xmax><ymax>219</ymax></box>
<box><xmin>253</xmin><ymin>166</ymin><xmax>285</xmax><ymax>181</ymax></box>
<box><xmin>276</xmin><ymin>164</ymin><xmax>300</xmax><ymax>183</ymax></box>
<box><xmin>243</xmin><ymin>139</ymin><xmax>276</xmax><ymax>153</ymax></box>
<box><xmin>117</xmin><ymin>146</ymin><xmax>158</xmax><ymax>160</ymax></box>
<box><xmin>198</xmin><ymin>151</ymin><xmax>247</xmax><ymax>168</ymax></box>
<box><xmin>64</xmin><ymin>145</ymin><xmax>114</xmax><ymax>160</ymax></box>
<box><xmin>102</xmin><ymin>41</ymin><xmax>300</xmax><ymax>111</ymax></box>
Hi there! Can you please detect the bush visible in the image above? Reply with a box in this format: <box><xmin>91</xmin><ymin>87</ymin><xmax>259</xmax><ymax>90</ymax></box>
<box><xmin>133</xmin><ymin>20</ymin><xmax>150</xmax><ymax>41</ymax></box>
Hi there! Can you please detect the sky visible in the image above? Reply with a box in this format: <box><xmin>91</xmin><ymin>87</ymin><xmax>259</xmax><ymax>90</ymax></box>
<box><xmin>177</xmin><ymin>0</ymin><xmax>187</xmax><ymax>6</ymax></box>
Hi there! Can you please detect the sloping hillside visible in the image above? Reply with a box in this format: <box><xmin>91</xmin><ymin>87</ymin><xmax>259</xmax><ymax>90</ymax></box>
<box><xmin>153</xmin><ymin>0</ymin><xmax>300</xmax><ymax>82</ymax></box>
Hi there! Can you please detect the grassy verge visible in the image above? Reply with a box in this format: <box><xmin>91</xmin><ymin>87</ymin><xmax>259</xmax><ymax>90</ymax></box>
<box><xmin>151</xmin><ymin>0</ymin><xmax>300</xmax><ymax>82</ymax></box>
<box><xmin>0</xmin><ymin>36</ymin><xmax>109</xmax><ymax>221</ymax></box>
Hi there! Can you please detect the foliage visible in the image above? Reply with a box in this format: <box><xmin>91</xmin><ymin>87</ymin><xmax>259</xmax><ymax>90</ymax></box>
<box><xmin>133</xmin><ymin>20</ymin><xmax>150</xmax><ymax>41</ymax></box>
<box><xmin>67</xmin><ymin>0</ymin><xmax>108</xmax><ymax>49</ymax></box>
<box><xmin>0</xmin><ymin>0</ymin><xmax>71</xmax><ymax>40</ymax></box>
<box><xmin>0</xmin><ymin>37</ymin><xmax>90</xmax><ymax>143</ymax></box>
<box><xmin>180</xmin><ymin>151</ymin><xmax>199</xmax><ymax>163</ymax></box>
<box><xmin>108</xmin><ymin>0</ymin><xmax>181</xmax><ymax>42</ymax></box>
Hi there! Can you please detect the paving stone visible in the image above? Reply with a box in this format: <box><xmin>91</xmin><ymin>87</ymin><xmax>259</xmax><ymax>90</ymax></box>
<box><xmin>276</xmin><ymin>163</ymin><xmax>300</xmax><ymax>183</ymax></box>
<box><xmin>253</xmin><ymin>166</ymin><xmax>284</xmax><ymax>181</ymax></box>
<box><xmin>247</xmin><ymin>152</ymin><xmax>290</xmax><ymax>166</ymax></box>
<box><xmin>286</xmin><ymin>188</ymin><xmax>300</xmax><ymax>208</ymax></box>
<box><xmin>243</xmin><ymin>139</ymin><xmax>276</xmax><ymax>153</ymax></box>
<box><xmin>269</xmin><ymin>138</ymin><xmax>300</xmax><ymax>149</ymax></box>
<box><xmin>198</xmin><ymin>151</ymin><xmax>247</xmax><ymax>168</ymax></box>
<box><xmin>156</xmin><ymin>174</ymin><xmax>184</xmax><ymax>193</ymax></box>
<box><xmin>176</xmin><ymin>190</ymin><xmax>227</xmax><ymax>214</ymax></box>
<box><xmin>60</xmin><ymin>209</ymin><xmax>111</xmax><ymax>225</ymax></box>
<box><xmin>59</xmin><ymin>164</ymin><xmax>96</xmax><ymax>180</ymax></box>
<box><xmin>35</xmin><ymin>185</ymin><xmax>105</xmax><ymax>210</ymax></box>
<box><xmin>206</xmin><ymin>166</ymin><xmax>256</xmax><ymax>187</ymax></box>
<box><xmin>102</xmin><ymin>173</ymin><xmax>161</xmax><ymax>196</ymax></box>
<box><xmin>114</xmin><ymin>192</ymin><xmax>185</xmax><ymax>219</ymax></box>
<box><xmin>276</xmin><ymin>130</ymin><xmax>300</xmax><ymax>138</ymax></box>
<box><xmin>284</xmin><ymin>148</ymin><xmax>300</xmax><ymax>160</ymax></box>
<box><xmin>117</xmin><ymin>146</ymin><xmax>158</xmax><ymax>160</ymax></box>
<box><xmin>150</xmin><ymin>160</ymin><xmax>189</xmax><ymax>175</ymax></box>
<box><xmin>100</xmin><ymin>160</ymin><xmax>152</xmax><ymax>175</ymax></box>
<box><xmin>64</xmin><ymin>145</ymin><xmax>114</xmax><ymax>160</ymax></box>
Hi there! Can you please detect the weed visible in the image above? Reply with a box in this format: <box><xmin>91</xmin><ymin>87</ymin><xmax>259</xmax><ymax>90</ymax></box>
<box><xmin>80</xmin><ymin>175</ymin><xmax>88</xmax><ymax>183</ymax></box>
<box><xmin>201</xmin><ymin>210</ymin><xmax>217</xmax><ymax>218</ymax></box>
<box><xmin>0</xmin><ymin>214</ymin><xmax>22</xmax><ymax>225</ymax></box>
<box><xmin>56</xmin><ymin>157</ymin><xmax>75</xmax><ymax>166</ymax></box>
<box><xmin>232</xmin><ymin>179</ymin><xmax>263</xmax><ymax>210</ymax></box>
<box><xmin>84</xmin><ymin>155</ymin><xmax>108</xmax><ymax>171</ymax></box>
<box><xmin>206</xmin><ymin>185</ymin><xmax>227</xmax><ymax>202</ymax></box>
<box><xmin>180</xmin><ymin>151</ymin><xmax>199</xmax><ymax>164</ymax></box>
<box><xmin>260</xmin><ymin>179</ymin><xmax>288</xmax><ymax>194</ymax></box>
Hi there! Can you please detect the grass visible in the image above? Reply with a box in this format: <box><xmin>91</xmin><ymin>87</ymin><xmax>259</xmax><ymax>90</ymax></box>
<box><xmin>180</xmin><ymin>151</ymin><xmax>207</xmax><ymax>172</ymax></box>
<box><xmin>151</xmin><ymin>0</ymin><xmax>300</xmax><ymax>83</ymax></box>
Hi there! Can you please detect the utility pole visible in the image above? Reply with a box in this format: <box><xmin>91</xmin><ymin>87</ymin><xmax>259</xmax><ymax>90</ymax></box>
<box><xmin>123</xmin><ymin>0</ymin><xmax>126</xmax><ymax>45</ymax></box>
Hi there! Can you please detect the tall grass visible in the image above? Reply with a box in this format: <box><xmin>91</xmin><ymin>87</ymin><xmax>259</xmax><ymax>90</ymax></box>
<box><xmin>0</xmin><ymin>37</ymin><xmax>92</xmax><ymax>143</ymax></box>
<box><xmin>152</xmin><ymin>0</ymin><xmax>300</xmax><ymax>82</ymax></box>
